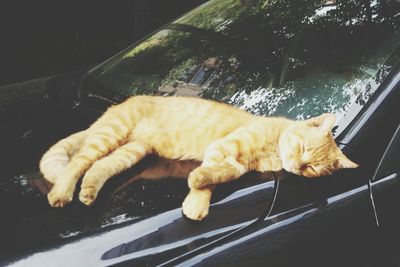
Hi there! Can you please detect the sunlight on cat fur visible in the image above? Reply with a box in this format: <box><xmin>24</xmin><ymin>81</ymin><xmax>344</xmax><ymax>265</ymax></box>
<box><xmin>39</xmin><ymin>95</ymin><xmax>358</xmax><ymax>221</ymax></box>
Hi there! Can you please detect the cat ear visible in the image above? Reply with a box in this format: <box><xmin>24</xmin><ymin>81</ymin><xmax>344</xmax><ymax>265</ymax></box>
<box><xmin>306</xmin><ymin>113</ymin><xmax>336</xmax><ymax>132</ymax></box>
<box><xmin>336</xmin><ymin>154</ymin><xmax>359</xmax><ymax>169</ymax></box>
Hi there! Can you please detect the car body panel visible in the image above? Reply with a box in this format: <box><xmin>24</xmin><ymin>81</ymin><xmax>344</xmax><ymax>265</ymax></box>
<box><xmin>7</xmin><ymin>180</ymin><xmax>276</xmax><ymax>266</ymax></box>
<box><xmin>172</xmin><ymin>184</ymin><xmax>377</xmax><ymax>267</ymax></box>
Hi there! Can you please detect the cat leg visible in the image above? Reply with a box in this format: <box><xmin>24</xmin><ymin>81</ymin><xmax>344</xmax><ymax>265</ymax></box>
<box><xmin>48</xmin><ymin>132</ymin><xmax>129</xmax><ymax>207</ymax></box>
<box><xmin>39</xmin><ymin>130</ymin><xmax>86</xmax><ymax>184</ymax></box>
<box><xmin>183</xmin><ymin>140</ymin><xmax>248</xmax><ymax>220</ymax></box>
<box><xmin>182</xmin><ymin>186</ymin><xmax>214</xmax><ymax>221</ymax></box>
<box><xmin>188</xmin><ymin>132</ymin><xmax>251</xmax><ymax>189</ymax></box>
<box><xmin>79</xmin><ymin>141</ymin><xmax>148</xmax><ymax>206</ymax></box>
<box><xmin>188</xmin><ymin>159</ymin><xmax>247</xmax><ymax>189</ymax></box>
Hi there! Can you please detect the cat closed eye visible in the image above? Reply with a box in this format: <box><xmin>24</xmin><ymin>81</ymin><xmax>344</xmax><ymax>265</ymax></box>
<box><xmin>300</xmin><ymin>164</ymin><xmax>315</xmax><ymax>172</ymax></box>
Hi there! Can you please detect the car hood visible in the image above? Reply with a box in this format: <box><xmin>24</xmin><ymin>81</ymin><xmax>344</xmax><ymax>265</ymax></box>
<box><xmin>5</xmin><ymin>172</ymin><xmax>276</xmax><ymax>266</ymax></box>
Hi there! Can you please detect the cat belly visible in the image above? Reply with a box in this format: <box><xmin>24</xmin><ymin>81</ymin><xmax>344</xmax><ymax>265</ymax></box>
<box><xmin>150</xmin><ymin>136</ymin><xmax>206</xmax><ymax>161</ymax></box>
<box><xmin>129</xmin><ymin>98</ymin><xmax>249</xmax><ymax>161</ymax></box>
<box><xmin>132</xmin><ymin>126</ymin><xmax>206</xmax><ymax>161</ymax></box>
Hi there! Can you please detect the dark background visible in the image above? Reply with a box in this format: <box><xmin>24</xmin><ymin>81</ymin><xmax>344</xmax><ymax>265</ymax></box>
<box><xmin>0</xmin><ymin>0</ymin><xmax>207</xmax><ymax>86</ymax></box>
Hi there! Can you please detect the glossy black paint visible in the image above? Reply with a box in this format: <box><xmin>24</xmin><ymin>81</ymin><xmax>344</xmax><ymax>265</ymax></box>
<box><xmin>7</xmin><ymin>180</ymin><xmax>276</xmax><ymax>266</ymax></box>
<box><xmin>173</xmin><ymin>184</ymin><xmax>378</xmax><ymax>267</ymax></box>
<box><xmin>368</xmin><ymin>124</ymin><xmax>400</xmax><ymax>266</ymax></box>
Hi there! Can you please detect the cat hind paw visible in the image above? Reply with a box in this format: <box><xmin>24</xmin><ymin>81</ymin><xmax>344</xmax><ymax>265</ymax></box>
<box><xmin>79</xmin><ymin>186</ymin><xmax>98</xmax><ymax>206</ymax></box>
<box><xmin>47</xmin><ymin>188</ymin><xmax>73</xmax><ymax>208</ymax></box>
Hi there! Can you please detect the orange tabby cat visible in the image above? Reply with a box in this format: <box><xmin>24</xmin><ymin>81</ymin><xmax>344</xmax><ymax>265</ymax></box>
<box><xmin>40</xmin><ymin>95</ymin><xmax>358</xmax><ymax>220</ymax></box>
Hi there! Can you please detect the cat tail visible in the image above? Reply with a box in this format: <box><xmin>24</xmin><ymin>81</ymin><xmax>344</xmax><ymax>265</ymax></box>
<box><xmin>39</xmin><ymin>130</ymin><xmax>87</xmax><ymax>184</ymax></box>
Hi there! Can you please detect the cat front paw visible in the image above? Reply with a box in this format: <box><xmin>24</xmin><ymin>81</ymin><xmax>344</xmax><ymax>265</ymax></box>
<box><xmin>182</xmin><ymin>189</ymin><xmax>211</xmax><ymax>221</ymax></box>
<box><xmin>79</xmin><ymin>186</ymin><xmax>98</xmax><ymax>206</ymax></box>
<box><xmin>47</xmin><ymin>187</ymin><xmax>73</xmax><ymax>207</ymax></box>
<box><xmin>270</xmin><ymin>160</ymin><xmax>282</xmax><ymax>172</ymax></box>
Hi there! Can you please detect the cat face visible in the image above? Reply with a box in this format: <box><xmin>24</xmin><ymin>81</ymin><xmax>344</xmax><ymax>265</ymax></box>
<box><xmin>279</xmin><ymin>113</ymin><xmax>358</xmax><ymax>178</ymax></box>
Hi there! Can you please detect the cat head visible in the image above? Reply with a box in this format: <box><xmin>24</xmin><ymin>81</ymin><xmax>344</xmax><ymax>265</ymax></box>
<box><xmin>279</xmin><ymin>113</ymin><xmax>358</xmax><ymax>178</ymax></box>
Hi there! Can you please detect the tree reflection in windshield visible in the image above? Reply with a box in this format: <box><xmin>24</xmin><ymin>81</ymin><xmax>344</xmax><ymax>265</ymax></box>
<box><xmin>86</xmin><ymin>0</ymin><xmax>400</xmax><ymax>120</ymax></box>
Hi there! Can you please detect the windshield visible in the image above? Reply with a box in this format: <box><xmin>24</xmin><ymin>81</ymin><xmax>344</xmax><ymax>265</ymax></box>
<box><xmin>84</xmin><ymin>0</ymin><xmax>400</xmax><ymax>121</ymax></box>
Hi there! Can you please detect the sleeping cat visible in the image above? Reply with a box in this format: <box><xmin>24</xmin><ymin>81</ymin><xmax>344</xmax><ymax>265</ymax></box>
<box><xmin>40</xmin><ymin>95</ymin><xmax>358</xmax><ymax>220</ymax></box>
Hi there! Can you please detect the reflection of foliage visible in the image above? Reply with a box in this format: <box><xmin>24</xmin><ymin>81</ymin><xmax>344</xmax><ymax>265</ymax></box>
<box><xmin>200</xmin><ymin>0</ymin><xmax>399</xmax><ymax>102</ymax></box>
<box><xmin>229</xmin><ymin>73</ymin><xmax>352</xmax><ymax>119</ymax></box>
<box><xmin>355</xmin><ymin>43</ymin><xmax>400</xmax><ymax>105</ymax></box>
<box><xmin>161</xmin><ymin>57</ymin><xmax>199</xmax><ymax>87</ymax></box>
<box><xmin>87</xmin><ymin>0</ymin><xmax>400</xmax><ymax>118</ymax></box>
<box><xmin>123</xmin><ymin>35</ymin><xmax>164</xmax><ymax>59</ymax></box>
<box><xmin>176</xmin><ymin>0</ymin><xmax>246</xmax><ymax>30</ymax></box>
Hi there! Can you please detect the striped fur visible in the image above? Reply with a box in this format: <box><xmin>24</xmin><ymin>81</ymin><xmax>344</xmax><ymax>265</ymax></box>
<box><xmin>40</xmin><ymin>95</ymin><xmax>358</xmax><ymax>220</ymax></box>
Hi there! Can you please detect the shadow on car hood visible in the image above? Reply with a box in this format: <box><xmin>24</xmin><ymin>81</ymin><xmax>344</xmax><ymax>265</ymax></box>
<box><xmin>2</xmin><ymin>154</ymin><xmax>276</xmax><ymax>266</ymax></box>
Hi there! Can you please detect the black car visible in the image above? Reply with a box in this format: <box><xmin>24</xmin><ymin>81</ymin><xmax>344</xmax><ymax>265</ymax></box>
<box><xmin>1</xmin><ymin>0</ymin><xmax>400</xmax><ymax>266</ymax></box>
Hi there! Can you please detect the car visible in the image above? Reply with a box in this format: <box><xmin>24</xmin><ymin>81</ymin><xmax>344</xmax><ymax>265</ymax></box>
<box><xmin>1</xmin><ymin>0</ymin><xmax>400</xmax><ymax>266</ymax></box>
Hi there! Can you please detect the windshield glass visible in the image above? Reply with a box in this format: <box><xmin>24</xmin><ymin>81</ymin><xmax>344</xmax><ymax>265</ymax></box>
<box><xmin>84</xmin><ymin>0</ymin><xmax>400</xmax><ymax>122</ymax></box>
